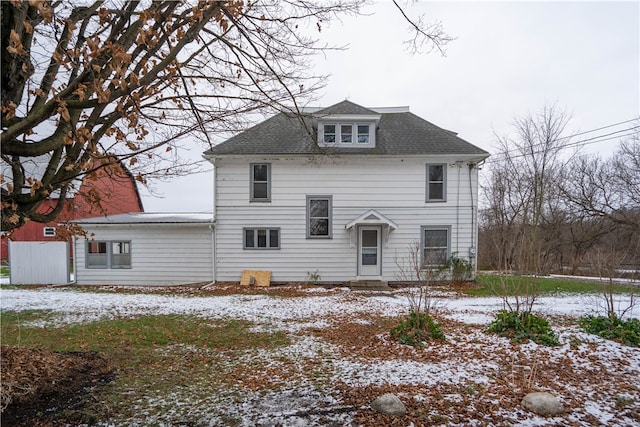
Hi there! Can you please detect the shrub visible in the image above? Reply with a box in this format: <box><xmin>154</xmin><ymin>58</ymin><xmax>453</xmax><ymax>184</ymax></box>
<box><xmin>390</xmin><ymin>311</ymin><xmax>445</xmax><ymax>347</ymax></box>
<box><xmin>445</xmin><ymin>254</ymin><xmax>474</xmax><ymax>282</ymax></box>
<box><xmin>579</xmin><ymin>315</ymin><xmax>640</xmax><ymax>347</ymax></box>
<box><xmin>485</xmin><ymin>310</ymin><xmax>559</xmax><ymax>346</ymax></box>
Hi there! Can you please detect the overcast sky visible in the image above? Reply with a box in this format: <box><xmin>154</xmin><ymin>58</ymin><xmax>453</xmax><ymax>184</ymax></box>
<box><xmin>139</xmin><ymin>1</ymin><xmax>639</xmax><ymax>212</ymax></box>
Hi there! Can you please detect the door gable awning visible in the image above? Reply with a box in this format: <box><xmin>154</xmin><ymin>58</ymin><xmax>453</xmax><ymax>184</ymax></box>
<box><xmin>345</xmin><ymin>210</ymin><xmax>398</xmax><ymax>247</ymax></box>
<box><xmin>345</xmin><ymin>209</ymin><xmax>398</xmax><ymax>231</ymax></box>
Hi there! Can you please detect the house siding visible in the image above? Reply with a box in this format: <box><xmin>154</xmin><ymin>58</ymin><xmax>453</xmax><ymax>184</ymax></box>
<box><xmin>75</xmin><ymin>225</ymin><xmax>214</xmax><ymax>286</ymax></box>
<box><xmin>213</xmin><ymin>156</ymin><xmax>479</xmax><ymax>282</ymax></box>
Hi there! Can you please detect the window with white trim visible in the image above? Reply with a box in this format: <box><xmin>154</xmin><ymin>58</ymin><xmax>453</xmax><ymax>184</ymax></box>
<box><xmin>86</xmin><ymin>240</ymin><xmax>131</xmax><ymax>269</ymax></box>
<box><xmin>357</xmin><ymin>124</ymin><xmax>370</xmax><ymax>143</ymax></box>
<box><xmin>421</xmin><ymin>226</ymin><xmax>450</xmax><ymax>267</ymax></box>
<box><xmin>323</xmin><ymin>124</ymin><xmax>336</xmax><ymax>143</ymax></box>
<box><xmin>250</xmin><ymin>163</ymin><xmax>271</xmax><ymax>202</ymax></box>
<box><xmin>307</xmin><ymin>196</ymin><xmax>332</xmax><ymax>238</ymax></box>
<box><xmin>319</xmin><ymin>123</ymin><xmax>374</xmax><ymax>147</ymax></box>
<box><xmin>426</xmin><ymin>164</ymin><xmax>446</xmax><ymax>202</ymax></box>
<box><xmin>43</xmin><ymin>227</ymin><xmax>56</xmax><ymax>237</ymax></box>
<box><xmin>340</xmin><ymin>124</ymin><xmax>352</xmax><ymax>143</ymax></box>
<box><xmin>244</xmin><ymin>228</ymin><xmax>280</xmax><ymax>249</ymax></box>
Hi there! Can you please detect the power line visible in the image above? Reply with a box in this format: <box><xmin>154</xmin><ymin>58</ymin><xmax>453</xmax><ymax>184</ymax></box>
<box><xmin>560</xmin><ymin>126</ymin><xmax>639</xmax><ymax>149</ymax></box>
<box><xmin>492</xmin><ymin>118</ymin><xmax>638</xmax><ymax>153</ymax></box>
<box><xmin>484</xmin><ymin>124</ymin><xmax>638</xmax><ymax>165</ymax></box>
<box><xmin>555</xmin><ymin>118</ymin><xmax>638</xmax><ymax>141</ymax></box>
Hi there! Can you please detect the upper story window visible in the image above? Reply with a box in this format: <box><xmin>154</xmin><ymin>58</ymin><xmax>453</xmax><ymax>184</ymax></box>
<box><xmin>250</xmin><ymin>163</ymin><xmax>271</xmax><ymax>202</ymax></box>
<box><xmin>357</xmin><ymin>125</ymin><xmax>370</xmax><ymax>143</ymax></box>
<box><xmin>323</xmin><ymin>125</ymin><xmax>336</xmax><ymax>143</ymax></box>
<box><xmin>426</xmin><ymin>164</ymin><xmax>446</xmax><ymax>202</ymax></box>
<box><xmin>318</xmin><ymin>122</ymin><xmax>375</xmax><ymax>148</ymax></box>
<box><xmin>43</xmin><ymin>227</ymin><xmax>56</xmax><ymax>237</ymax></box>
<box><xmin>341</xmin><ymin>125</ymin><xmax>352</xmax><ymax>143</ymax></box>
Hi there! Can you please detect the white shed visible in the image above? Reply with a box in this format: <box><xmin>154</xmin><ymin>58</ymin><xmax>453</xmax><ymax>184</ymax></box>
<box><xmin>74</xmin><ymin>213</ymin><xmax>214</xmax><ymax>286</ymax></box>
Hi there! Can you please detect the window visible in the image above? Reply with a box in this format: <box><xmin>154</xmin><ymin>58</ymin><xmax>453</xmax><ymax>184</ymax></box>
<box><xmin>323</xmin><ymin>124</ymin><xmax>336</xmax><ymax>143</ymax></box>
<box><xmin>357</xmin><ymin>124</ymin><xmax>370</xmax><ymax>143</ymax></box>
<box><xmin>426</xmin><ymin>164</ymin><xmax>446</xmax><ymax>201</ymax></box>
<box><xmin>87</xmin><ymin>241</ymin><xmax>108</xmax><ymax>268</ymax></box>
<box><xmin>340</xmin><ymin>124</ymin><xmax>353</xmax><ymax>143</ymax></box>
<box><xmin>421</xmin><ymin>227</ymin><xmax>450</xmax><ymax>267</ymax></box>
<box><xmin>307</xmin><ymin>196</ymin><xmax>332</xmax><ymax>238</ymax></box>
<box><xmin>86</xmin><ymin>240</ymin><xmax>131</xmax><ymax>269</ymax></box>
<box><xmin>250</xmin><ymin>163</ymin><xmax>271</xmax><ymax>202</ymax></box>
<box><xmin>111</xmin><ymin>241</ymin><xmax>131</xmax><ymax>268</ymax></box>
<box><xmin>244</xmin><ymin>228</ymin><xmax>280</xmax><ymax>249</ymax></box>
<box><xmin>43</xmin><ymin>227</ymin><xmax>56</xmax><ymax>237</ymax></box>
<box><xmin>319</xmin><ymin>123</ymin><xmax>374</xmax><ymax>147</ymax></box>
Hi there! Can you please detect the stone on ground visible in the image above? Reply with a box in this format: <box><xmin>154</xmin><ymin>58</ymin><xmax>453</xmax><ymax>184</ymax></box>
<box><xmin>370</xmin><ymin>393</ymin><xmax>406</xmax><ymax>416</ymax></box>
<box><xmin>521</xmin><ymin>391</ymin><xmax>564</xmax><ymax>416</ymax></box>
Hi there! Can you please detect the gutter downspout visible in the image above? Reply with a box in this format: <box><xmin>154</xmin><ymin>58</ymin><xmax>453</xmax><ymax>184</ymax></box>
<box><xmin>468</xmin><ymin>162</ymin><xmax>477</xmax><ymax>277</ymax></box>
<box><xmin>212</xmin><ymin>159</ymin><xmax>217</xmax><ymax>283</ymax></box>
<box><xmin>71</xmin><ymin>237</ymin><xmax>77</xmax><ymax>285</ymax></box>
<box><xmin>456</xmin><ymin>162</ymin><xmax>461</xmax><ymax>254</ymax></box>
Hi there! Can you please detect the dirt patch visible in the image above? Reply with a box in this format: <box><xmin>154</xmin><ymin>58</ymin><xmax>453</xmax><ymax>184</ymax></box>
<box><xmin>71</xmin><ymin>282</ymin><xmax>343</xmax><ymax>297</ymax></box>
<box><xmin>1</xmin><ymin>345</ymin><xmax>114</xmax><ymax>426</ymax></box>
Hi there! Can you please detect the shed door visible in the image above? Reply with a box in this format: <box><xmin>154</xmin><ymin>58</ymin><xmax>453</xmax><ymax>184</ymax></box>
<box><xmin>358</xmin><ymin>226</ymin><xmax>381</xmax><ymax>277</ymax></box>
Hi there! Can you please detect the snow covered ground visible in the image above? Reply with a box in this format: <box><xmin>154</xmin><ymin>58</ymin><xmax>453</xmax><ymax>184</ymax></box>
<box><xmin>2</xmin><ymin>285</ymin><xmax>639</xmax><ymax>426</ymax></box>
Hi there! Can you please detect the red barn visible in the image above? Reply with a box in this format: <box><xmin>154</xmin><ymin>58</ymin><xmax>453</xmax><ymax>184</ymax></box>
<box><xmin>1</xmin><ymin>163</ymin><xmax>143</xmax><ymax>262</ymax></box>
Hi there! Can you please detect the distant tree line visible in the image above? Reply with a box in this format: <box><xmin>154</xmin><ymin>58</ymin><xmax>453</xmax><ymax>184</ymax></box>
<box><xmin>478</xmin><ymin>105</ymin><xmax>639</xmax><ymax>278</ymax></box>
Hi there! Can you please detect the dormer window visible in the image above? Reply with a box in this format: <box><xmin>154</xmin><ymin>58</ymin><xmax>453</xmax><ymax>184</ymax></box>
<box><xmin>318</xmin><ymin>121</ymin><xmax>376</xmax><ymax>148</ymax></box>
<box><xmin>323</xmin><ymin>125</ymin><xmax>336</xmax><ymax>143</ymax></box>
<box><xmin>341</xmin><ymin>125</ymin><xmax>352</xmax><ymax>143</ymax></box>
<box><xmin>357</xmin><ymin>125</ymin><xmax>369</xmax><ymax>143</ymax></box>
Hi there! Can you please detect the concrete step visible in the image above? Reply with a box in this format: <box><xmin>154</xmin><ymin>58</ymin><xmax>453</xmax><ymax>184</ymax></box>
<box><xmin>349</xmin><ymin>280</ymin><xmax>391</xmax><ymax>291</ymax></box>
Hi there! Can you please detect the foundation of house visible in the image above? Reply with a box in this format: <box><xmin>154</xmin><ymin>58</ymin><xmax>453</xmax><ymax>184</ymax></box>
<box><xmin>349</xmin><ymin>280</ymin><xmax>391</xmax><ymax>291</ymax></box>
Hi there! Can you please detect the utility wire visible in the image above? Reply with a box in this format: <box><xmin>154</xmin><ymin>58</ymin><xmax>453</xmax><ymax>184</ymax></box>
<box><xmin>484</xmin><ymin>120</ymin><xmax>638</xmax><ymax>164</ymax></box>
<box><xmin>554</xmin><ymin>118</ymin><xmax>638</xmax><ymax>142</ymax></box>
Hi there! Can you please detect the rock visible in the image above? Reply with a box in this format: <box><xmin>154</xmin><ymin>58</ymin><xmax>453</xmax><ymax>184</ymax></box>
<box><xmin>370</xmin><ymin>393</ymin><xmax>406</xmax><ymax>416</ymax></box>
<box><xmin>521</xmin><ymin>392</ymin><xmax>564</xmax><ymax>416</ymax></box>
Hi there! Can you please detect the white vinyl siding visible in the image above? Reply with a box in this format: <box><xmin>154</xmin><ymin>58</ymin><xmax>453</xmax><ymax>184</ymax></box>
<box><xmin>75</xmin><ymin>226</ymin><xmax>213</xmax><ymax>286</ymax></box>
<box><xmin>213</xmin><ymin>156</ymin><xmax>479</xmax><ymax>282</ymax></box>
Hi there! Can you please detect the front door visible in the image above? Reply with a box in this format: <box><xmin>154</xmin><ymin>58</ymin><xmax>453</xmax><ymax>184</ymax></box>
<box><xmin>358</xmin><ymin>226</ymin><xmax>382</xmax><ymax>277</ymax></box>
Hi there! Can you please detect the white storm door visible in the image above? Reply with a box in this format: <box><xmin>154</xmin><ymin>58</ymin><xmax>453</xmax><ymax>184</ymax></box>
<box><xmin>358</xmin><ymin>226</ymin><xmax>381</xmax><ymax>277</ymax></box>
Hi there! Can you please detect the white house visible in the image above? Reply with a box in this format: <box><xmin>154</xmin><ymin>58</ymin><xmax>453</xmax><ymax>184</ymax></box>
<box><xmin>203</xmin><ymin>100</ymin><xmax>489</xmax><ymax>284</ymax></box>
<box><xmin>73</xmin><ymin>100</ymin><xmax>489</xmax><ymax>286</ymax></box>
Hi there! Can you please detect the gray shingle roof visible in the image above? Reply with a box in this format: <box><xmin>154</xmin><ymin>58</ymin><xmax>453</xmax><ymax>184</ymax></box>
<box><xmin>314</xmin><ymin>100</ymin><xmax>379</xmax><ymax>116</ymax></box>
<box><xmin>204</xmin><ymin>100</ymin><xmax>489</xmax><ymax>157</ymax></box>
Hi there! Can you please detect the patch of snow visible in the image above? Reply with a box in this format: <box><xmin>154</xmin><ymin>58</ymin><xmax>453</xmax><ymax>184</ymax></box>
<box><xmin>3</xmin><ymin>285</ymin><xmax>640</xmax><ymax>426</ymax></box>
<box><xmin>333</xmin><ymin>358</ymin><xmax>494</xmax><ymax>387</ymax></box>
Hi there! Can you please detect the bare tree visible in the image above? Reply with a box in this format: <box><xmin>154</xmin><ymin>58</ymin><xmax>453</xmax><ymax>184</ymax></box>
<box><xmin>394</xmin><ymin>241</ymin><xmax>446</xmax><ymax>317</ymax></box>
<box><xmin>481</xmin><ymin>104</ymin><xmax>573</xmax><ymax>274</ymax></box>
<box><xmin>587</xmin><ymin>247</ymin><xmax>637</xmax><ymax>321</ymax></box>
<box><xmin>563</xmin><ymin>133</ymin><xmax>640</xmax><ymax>231</ymax></box>
<box><xmin>1</xmin><ymin>0</ymin><xmax>453</xmax><ymax>232</ymax></box>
